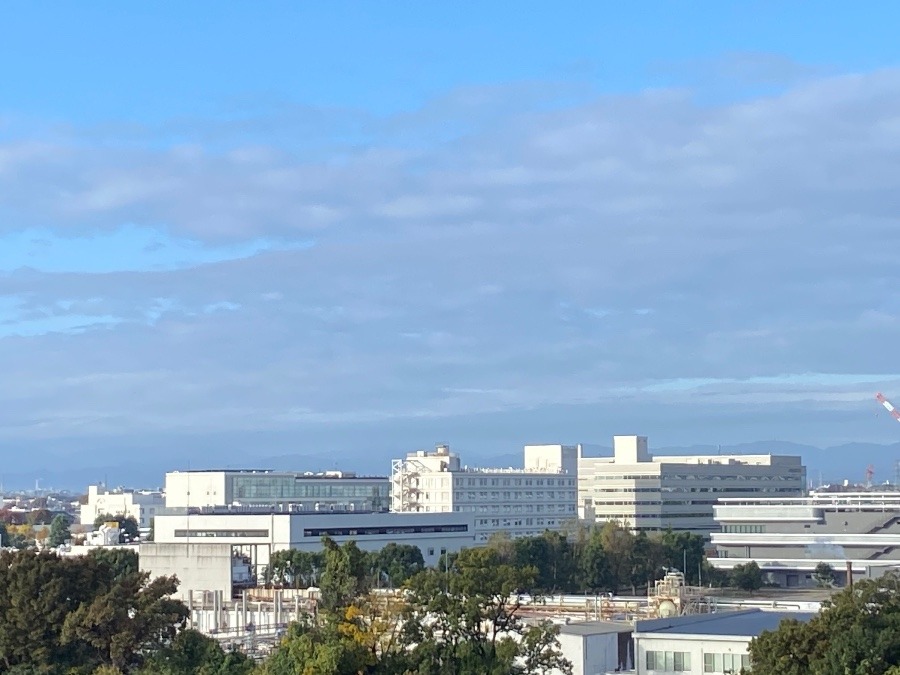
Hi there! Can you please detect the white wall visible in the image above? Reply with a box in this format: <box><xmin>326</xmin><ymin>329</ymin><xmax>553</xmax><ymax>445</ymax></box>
<box><xmin>164</xmin><ymin>472</ymin><xmax>228</xmax><ymax>508</ymax></box>
<box><xmin>553</xmin><ymin>632</ymin><xmax>621</xmax><ymax>675</ymax></box>
<box><xmin>140</xmin><ymin>542</ymin><xmax>235</xmax><ymax>601</ymax></box>
<box><xmin>634</xmin><ymin>634</ymin><xmax>751</xmax><ymax>675</ymax></box>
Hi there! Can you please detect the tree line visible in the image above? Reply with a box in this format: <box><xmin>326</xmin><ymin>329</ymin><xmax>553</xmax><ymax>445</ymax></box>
<box><xmin>750</xmin><ymin>571</ymin><xmax>900</xmax><ymax>674</ymax></box>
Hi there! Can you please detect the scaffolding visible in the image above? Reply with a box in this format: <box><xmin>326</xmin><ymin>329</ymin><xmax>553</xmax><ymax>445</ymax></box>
<box><xmin>390</xmin><ymin>457</ymin><xmax>430</xmax><ymax>512</ymax></box>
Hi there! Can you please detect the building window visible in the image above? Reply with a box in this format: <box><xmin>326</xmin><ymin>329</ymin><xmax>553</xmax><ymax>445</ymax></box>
<box><xmin>646</xmin><ymin>650</ymin><xmax>691</xmax><ymax>672</ymax></box>
<box><xmin>703</xmin><ymin>652</ymin><xmax>749</xmax><ymax>673</ymax></box>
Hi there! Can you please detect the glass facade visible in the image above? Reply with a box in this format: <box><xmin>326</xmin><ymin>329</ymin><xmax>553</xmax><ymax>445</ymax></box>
<box><xmin>229</xmin><ymin>475</ymin><xmax>389</xmax><ymax>511</ymax></box>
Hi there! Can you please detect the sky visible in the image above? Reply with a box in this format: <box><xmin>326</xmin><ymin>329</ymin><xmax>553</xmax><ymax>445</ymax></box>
<box><xmin>3</xmin><ymin>3</ymin><xmax>900</xmax><ymax>487</ymax></box>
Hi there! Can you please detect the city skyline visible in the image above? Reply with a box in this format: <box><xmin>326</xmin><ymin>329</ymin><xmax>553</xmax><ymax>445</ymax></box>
<box><xmin>3</xmin><ymin>5</ymin><xmax>900</xmax><ymax>484</ymax></box>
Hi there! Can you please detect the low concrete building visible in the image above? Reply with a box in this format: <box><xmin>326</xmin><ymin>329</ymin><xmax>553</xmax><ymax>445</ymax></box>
<box><xmin>632</xmin><ymin>609</ymin><xmax>814</xmax><ymax>674</ymax></box>
<box><xmin>144</xmin><ymin>508</ymin><xmax>476</xmax><ymax>599</ymax></box>
<box><xmin>710</xmin><ymin>492</ymin><xmax>900</xmax><ymax>586</ymax></box>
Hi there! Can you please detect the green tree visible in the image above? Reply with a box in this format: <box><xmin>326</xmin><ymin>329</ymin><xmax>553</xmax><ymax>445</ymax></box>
<box><xmin>659</xmin><ymin>529</ymin><xmax>706</xmax><ymax>585</ymax></box>
<box><xmin>629</xmin><ymin>530</ymin><xmax>665</xmax><ymax>593</ymax></box>
<box><xmin>730</xmin><ymin>561</ymin><xmax>764</xmax><ymax>593</ymax></box>
<box><xmin>0</xmin><ymin>521</ymin><xmax>7</xmax><ymax>547</ymax></box>
<box><xmin>515</xmin><ymin>531</ymin><xmax>576</xmax><ymax>593</ymax></box>
<box><xmin>814</xmin><ymin>561</ymin><xmax>835</xmax><ymax>588</ymax></box>
<box><xmin>88</xmin><ymin>547</ymin><xmax>140</xmax><ymax>580</ymax></box>
<box><xmin>403</xmin><ymin>547</ymin><xmax>572</xmax><ymax>675</ymax></box>
<box><xmin>48</xmin><ymin>514</ymin><xmax>71</xmax><ymax>547</ymax></box>
<box><xmin>0</xmin><ymin>548</ymin><xmax>187</xmax><ymax>674</ymax></box>
<box><xmin>579</xmin><ymin>528</ymin><xmax>612</xmax><ymax>592</ymax></box>
<box><xmin>260</xmin><ymin>616</ymin><xmax>373</xmax><ymax>675</ymax></box>
<box><xmin>267</xmin><ymin>549</ymin><xmax>323</xmax><ymax>589</ymax></box>
<box><xmin>319</xmin><ymin>538</ymin><xmax>369</xmax><ymax>614</ymax></box>
<box><xmin>139</xmin><ymin>628</ymin><xmax>254</xmax><ymax>675</ymax></box>
<box><xmin>750</xmin><ymin>572</ymin><xmax>900</xmax><ymax>674</ymax></box>
<box><xmin>373</xmin><ymin>542</ymin><xmax>424</xmax><ymax>588</ymax></box>
<box><xmin>599</xmin><ymin>521</ymin><xmax>635</xmax><ymax>593</ymax></box>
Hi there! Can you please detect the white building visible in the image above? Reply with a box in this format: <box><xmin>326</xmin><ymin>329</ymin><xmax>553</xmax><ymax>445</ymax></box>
<box><xmin>164</xmin><ymin>469</ymin><xmax>390</xmax><ymax>512</ymax></box>
<box><xmin>391</xmin><ymin>444</ymin><xmax>578</xmax><ymax>542</ymax></box>
<box><xmin>578</xmin><ymin>436</ymin><xmax>806</xmax><ymax>534</ymax></box>
<box><xmin>710</xmin><ymin>491</ymin><xmax>900</xmax><ymax>587</ymax></box>
<box><xmin>80</xmin><ymin>485</ymin><xmax>165</xmax><ymax>529</ymax></box>
<box><xmin>631</xmin><ymin>609</ymin><xmax>814</xmax><ymax>674</ymax></box>
<box><xmin>146</xmin><ymin>508</ymin><xmax>476</xmax><ymax>598</ymax></box>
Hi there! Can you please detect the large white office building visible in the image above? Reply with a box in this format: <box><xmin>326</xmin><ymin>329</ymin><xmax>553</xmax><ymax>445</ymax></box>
<box><xmin>710</xmin><ymin>491</ymin><xmax>900</xmax><ymax>587</ymax></box>
<box><xmin>391</xmin><ymin>444</ymin><xmax>579</xmax><ymax>542</ymax></box>
<box><xmin>164</xmin><ymin>469</ymin><xmax>390</xmax><ymax>512</ymax></box>
<box><xmin>578</xmin><ymin>436</ymin><xmax>806</xmax><ymax>534</ymax></box>
<box><xmin>80</xmin><ymin>485</ymin><xmax>165</xmax><ymax>529</ymax></box>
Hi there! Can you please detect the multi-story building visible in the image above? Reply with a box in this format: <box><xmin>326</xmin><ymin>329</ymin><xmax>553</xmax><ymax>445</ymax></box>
<box><xmin>391</xmin><ymin>444</ymin><xmax>578</xmax><ymax>542</ymax></box>
<box><xmin>578</xmin><ymin>436</ymin><xmax>806</xmax><ymax>534</ymax></box>
<box><xmin>80</xmin><ymin>485</ymin><xmax>165</xmax><ymax>529</ymax></box>
<box><xmin>710</xmin><ymin>492</ymin><xmax>900</xmax><ymax>587</ymax></box>
<box><xmin>164</xmin><ymin>470</ymin><xmax>390</xmax><ymax>512</ymax></box>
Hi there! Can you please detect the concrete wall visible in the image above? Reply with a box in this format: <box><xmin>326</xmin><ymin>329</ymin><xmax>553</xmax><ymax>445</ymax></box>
<box><xmin>165</xmin><ymin>472</ymin><xmax>229</xmax><ymax>508</ymax></box>
<box><xmin>141</xmin><ymin>542</ymin><xmax>234</xmax><ymax>600</ymax></box>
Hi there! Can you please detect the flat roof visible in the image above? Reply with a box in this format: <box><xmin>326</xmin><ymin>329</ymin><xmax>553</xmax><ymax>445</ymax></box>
<box><xmin>558</xmin><ymin>620</ymin><xmax>632</xmax><ymax>636</ymax></box>
<box><xmin>166</xmin><ymin>470</ymin><xmax>387</xmax><ymax>480</ymax></box>
<box><xmin>636</xmin><ymin>610</ymin><xmax>815</xmax><ymax>637</ymax></box>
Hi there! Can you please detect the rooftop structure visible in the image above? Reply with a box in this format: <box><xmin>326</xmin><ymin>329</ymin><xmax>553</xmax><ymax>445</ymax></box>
<box><xmin>578</xmin><ymin>436</ymin><xmax>806</xmax><ymax>534</ymax></box>
<box><xmin>164</xmin><ymin>469</ymin><xmax>390</xmax><ymax>513</ymax></box>
<box><xmin>710</xmin><ymin>491</ymin><xmax>900</xmax><ymax>587</ymax></box>
<box><xmin>391</xmin><ymin>443</ymin><xmax>578</xmax><ymax>542</ymax></box>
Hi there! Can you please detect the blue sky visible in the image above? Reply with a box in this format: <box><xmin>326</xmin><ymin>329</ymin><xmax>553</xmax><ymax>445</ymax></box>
<box><xmin>3</xmin><ymin>3</ymin><xmax>900</xmax><ymax>487</ymax></box>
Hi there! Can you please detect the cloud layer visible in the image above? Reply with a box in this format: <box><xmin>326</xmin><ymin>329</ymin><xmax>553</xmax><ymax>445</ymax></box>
<box><xmin>3</xmin><ymin>67</ymin><xmax>900</xmax><ymax>481</ymax></box>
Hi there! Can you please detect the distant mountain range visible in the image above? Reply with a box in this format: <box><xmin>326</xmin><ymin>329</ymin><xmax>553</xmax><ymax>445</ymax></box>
<box><xmin>4</xmin><ymin>440</ymin><xmax>900</xmax><ymax>493</ymax></box>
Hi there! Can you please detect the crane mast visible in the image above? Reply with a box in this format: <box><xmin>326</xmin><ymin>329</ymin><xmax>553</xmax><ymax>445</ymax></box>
<box><xmin>876</xmin><ymin>392</ymin><xmax>900</xmax><ymax>423</ymax></box>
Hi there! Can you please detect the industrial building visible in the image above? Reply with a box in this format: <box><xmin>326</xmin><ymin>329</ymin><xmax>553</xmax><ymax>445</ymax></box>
<box><xmin>390</xmin><ymin>443</ymin><xmax>578</xmax><ymax>542</ymax></box>
<box><xmin>164</xmin><ymin>469</ymin><xmax>390</xmax><ymax>512</ymax></box>
<box><xmin>631</xmin><ymin>609</ymin><xmax>814</xmax><ymax>675</ymax></box>
<box><xmin>143</xmin><ymin>508</ymin><xmax>475</xmax><ymax>599</ymax></box>
<box><xmin>80</xmin><ymin>484</ymin><xmax>165</xmax><ymax>529</ymax></box>
<box><xmin>710</xmin><ymin>492</ymin><xmax>900</xmax><ymax>587</ymax></box>
<box><xmin>578</xmin><ymin>436</ymin><xmax>806</xmax><ymax>533</ymax></box>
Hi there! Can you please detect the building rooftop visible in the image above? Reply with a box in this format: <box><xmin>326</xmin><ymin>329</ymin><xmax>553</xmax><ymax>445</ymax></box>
<box><xmin>557</xmin><ymin>620</ymin><xmax>633</xmax><ymax>636</ymax></box>
<box><xmin>635</xmin><ymin>609</ymin><xmax>815</xmax><ymax>638</ymax></box>
<box><xmin>167</xmin><ymin>469</ymin><xmax>387</xmax><ymax>480</ymax></box>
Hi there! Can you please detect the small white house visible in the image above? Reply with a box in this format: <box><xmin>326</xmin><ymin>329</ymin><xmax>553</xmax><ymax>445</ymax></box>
<box><xmin>632</xmin><ymin>609</ymin><xmax>815</xmax><ymax>674</ymax></box>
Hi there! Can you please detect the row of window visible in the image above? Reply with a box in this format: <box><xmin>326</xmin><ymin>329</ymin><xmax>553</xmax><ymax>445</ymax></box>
<box><xmin>451</xmin><ymin>490</ymin><xmax>576</xmax><ymax>501</ymax></box>
<box><xmin>646</xmin><ymin>651</ymin><xmax>691</xmax><ymax>671</ymax></box>
<box><xmin>231</xmin><ymin>478</ymin><xmax>388</xmax><ymax>500</ymax></box>
<box><xmin>453</xmin><ymin>504</ymin><xmax>575</xmax><ymax>514</ymax></box>
<box><xmin>476</xmin><ymin>517</ymin><xmax>559</xmax><ymax>528</ymax></box>
<box><xmin>722</xmin><ymin>524</ymin><xmax>766</xmax><ymax>533</ymax></box>
<box><xmin>704</xmin><ymin>652</ymin><xmax>750</xmax><ymax>672</ymax></box>
<box><xmin>461</xmin><ymin>477</ymin><xmax>574</xmax><ymax>487</ymax></box>
<box><xmin>303</xmin><ymin>524</ymin><xmax>469</xmax><ymax>537</ymax></box>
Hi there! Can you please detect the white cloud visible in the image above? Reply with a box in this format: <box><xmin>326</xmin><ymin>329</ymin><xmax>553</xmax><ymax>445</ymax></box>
<box><xmin>2</xmin><ymin>64</ymin><xmax>900</xmax><ymax>466</ymax></box>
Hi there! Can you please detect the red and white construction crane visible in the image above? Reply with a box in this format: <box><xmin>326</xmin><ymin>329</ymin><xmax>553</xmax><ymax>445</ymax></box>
<box><xmin>876</xmin><ymin>392</ymin><xmax>900</xmax><ymax>423</ymax></box>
